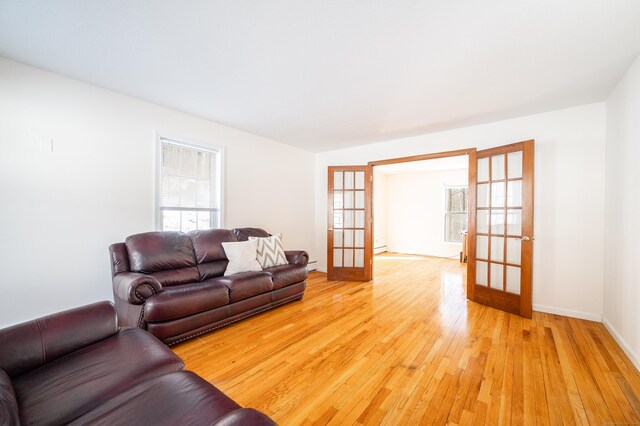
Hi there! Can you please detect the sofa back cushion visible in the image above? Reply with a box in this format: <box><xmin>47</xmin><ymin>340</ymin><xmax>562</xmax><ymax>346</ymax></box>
<box><xmin>232</xmin><ymin>227</ymin><xmax>270</xmax><ymax>241</ymax></box>
<box><xmin>189</xmin><ymin>229</ymin><xmax>237</xmax><ymax>280</ymax></box>
<box><xmin>125</xmin><ymin>232</ymin><xmax>199</xmax><ymax>286</ymax></box>
<box><xmin>0</xmin><ymin>369</ymin><xmax>19</xmax><ymax>426</ymax></box>
<box><xmin>0</xmin><ymin>302</ymin><xmax>118</xmax><ymax>378</ymax></box>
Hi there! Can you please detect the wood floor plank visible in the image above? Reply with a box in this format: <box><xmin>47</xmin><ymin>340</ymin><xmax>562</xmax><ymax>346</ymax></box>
<box><xmin>546</xmin><ymin>316</ymin><xmax>590</xmax><ymax>425</ymax></box>
<box><xmin>172</xmin><ymin>253</ymin><xmax>640</xmax><ymax>425</ymax></box>
<box><xmin>527</xmin><ymin>319</ymin><xmax>551</xmax><ymax>426</ymax></box>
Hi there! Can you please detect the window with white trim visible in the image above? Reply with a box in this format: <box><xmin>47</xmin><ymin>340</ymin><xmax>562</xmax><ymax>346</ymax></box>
<box><xmin>444</xmin><ymin>186</ymin><xmax>468</xmax><ymax>242</ymax></box>
<box><xmin>157</xmin><ymin>137</ymin><xmax>222</xmax><ymax>232</ymax></box>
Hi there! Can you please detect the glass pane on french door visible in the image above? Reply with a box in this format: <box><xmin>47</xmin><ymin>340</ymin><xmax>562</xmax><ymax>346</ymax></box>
<box><xmin>332</xmin><ymin>170</ymin><xmax>367</xmax><ymax>269</ymax></box>
<box><xmin>476</xmin><ymin>151</ymin><xmax>523</xmax><ymax>294</ymax></box>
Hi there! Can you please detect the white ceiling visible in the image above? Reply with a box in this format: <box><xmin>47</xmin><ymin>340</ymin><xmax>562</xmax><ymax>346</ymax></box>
<box><xmin>375</xmin><ymin>156</ymin><xmax>468</xmax><ymax>175</ymax></box>
<box><xmin>1</xmin><ymin>1</ymin><xmax>639</xmax><ymax>153</ymax></box>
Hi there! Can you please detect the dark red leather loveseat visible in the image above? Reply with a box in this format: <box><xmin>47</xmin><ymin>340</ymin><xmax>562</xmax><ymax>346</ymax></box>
<box><xmin>109</xmin><ymin>227</ymin><xmax>309</xmax><ymax>345</ymax></box>
<box><xmin>0</xmin><ymin>301</ymin><xmax>275</xmax><ymax>426</ymax></box>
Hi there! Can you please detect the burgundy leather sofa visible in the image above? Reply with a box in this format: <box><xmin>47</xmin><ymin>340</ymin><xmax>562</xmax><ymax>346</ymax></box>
<box><xmin>109</xmin><ymin>227</ymin><xmax>309</xmax><ymax>345</ymax></box>
<box><xmin>0</xmin><ymin>301</ymin><xmax>276</xmax><ymax>426</ymax></box>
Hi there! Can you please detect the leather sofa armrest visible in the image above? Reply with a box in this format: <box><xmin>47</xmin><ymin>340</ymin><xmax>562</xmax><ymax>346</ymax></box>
<box><xmin>285</xmin><ymin>250</ymin><xmax>309</xmax><ymax>267</ymax></box>
<box><xmin>113</xmin><ymin>272</ymin><xmax>163</xmax><ymax>305</ymax></box>
<box><xmin>212</xmin><ymin>408</ymin><xmax>277</xmax><ymax>426</ymax></box>
<box><xmin>0</xmin><ymin>301</ymin><xmax>118</xmax><ymax>378</ymax></box>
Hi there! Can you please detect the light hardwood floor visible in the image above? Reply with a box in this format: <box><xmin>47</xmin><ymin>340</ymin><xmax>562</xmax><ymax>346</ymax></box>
<box><xmin>173</xmin><ymin>254</ymin><xmax>640</xmax><ymax>425</ymax></box>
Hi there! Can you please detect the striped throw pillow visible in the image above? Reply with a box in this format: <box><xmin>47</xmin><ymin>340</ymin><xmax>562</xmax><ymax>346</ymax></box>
<box><xmin>249</xmin><ymin>235</ymin><xmax>288</xmax><ymax>269</ymax></box>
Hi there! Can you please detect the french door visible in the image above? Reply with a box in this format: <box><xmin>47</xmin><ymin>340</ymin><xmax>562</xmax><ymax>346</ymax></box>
<box><xmin>327</xmin><ymin>166</ymin><xmax>373</xmax><ymax>281</ymax></box>
<box><xmin>467</xmin><ymin>140</ymin><xmax>534</xmax><ymax>318</ymax></box>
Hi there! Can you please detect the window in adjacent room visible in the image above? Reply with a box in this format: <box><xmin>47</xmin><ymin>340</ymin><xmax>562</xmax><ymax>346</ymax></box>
<box><xmin>444</xmin><ymin>186</ymin><xmax>468</xmax><ymax>242</ymax></box>
<box><xmin>157</xmin><ymin>136</ymin><xmax>222</xmax><ymax>232</ymax></box>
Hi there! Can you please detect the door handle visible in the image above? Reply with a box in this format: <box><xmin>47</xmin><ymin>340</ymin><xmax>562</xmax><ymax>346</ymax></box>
<box><xmin>328</xmin><ymin>228</ymin><xmax>333</xmax><ymax>232</ymax></box>
<box><xmin>522</xmin><ymin>236</ymin><xmax>533</xmax><ymax>241</ymax></box>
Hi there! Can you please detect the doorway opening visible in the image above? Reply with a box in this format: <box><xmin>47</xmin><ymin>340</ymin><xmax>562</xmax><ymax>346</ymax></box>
<box><xmin>368</xmin><ymin>150</ymin><xmax>473</xmax><ymax>301</ymax></box>
<box><xmin>326</xmin><ymin>141</ymin><xmax>534</xmax><ymax>318</ymax></box>
<box><xmin>372</xmin><ymin>154</ymin><xmax>470</xmax><ymax>264</ymax></box>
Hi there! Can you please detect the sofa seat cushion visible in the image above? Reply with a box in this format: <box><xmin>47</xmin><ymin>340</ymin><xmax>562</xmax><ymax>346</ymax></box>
<box><xmin>265</xmin><ymin>263</ymin><xmax>308</xmax><ymax>289</ymax></box>
<box><xmin>210</xmin><ymin>272</ymin><xmax>274</xmax><ymax>303</ymax></box>
<box><xmin>13</xmin><ymin>328</ymin><xmax>184</xmax><ymax>426</ymax></box>
<box><xmin>144</xmin><ymin>281</ymin><xmax>230</xmax><ymax>322</ymax></box>
<box><xmin>68</xmin><ymin>371</ymin><xmax>240</xmax><ymax>426</ymax></box>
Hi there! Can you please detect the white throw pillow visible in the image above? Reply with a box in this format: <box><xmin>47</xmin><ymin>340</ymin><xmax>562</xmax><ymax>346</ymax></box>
<box><xmin>249</xmin><ymin>235</ymin><xmax>288</xmax><ymax>269</ymax></box>
<box><xmin>221</xmin><ymin>240</ymin><xmax>262</xmax><ymax>276</ymax></box>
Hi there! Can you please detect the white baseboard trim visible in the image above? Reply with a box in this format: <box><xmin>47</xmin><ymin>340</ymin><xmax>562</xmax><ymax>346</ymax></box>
<box><xmin>316</xmin><ymin>267</ymin><xmax>327</xmax><ymax>273</ymax></box>
<box><xmin>533</xmin><ymin>304</ymin><xmax>602</xmax><ymax>322</ymax></box>
<box><xmin>374</xmin><ymin>245</ymin><xmax>388</xmax><ymax>255</ymax></box>
<box><xmin>602</xmin><ymin>316</ymin><xmax>640</xmax><ymax>373</ymax></box>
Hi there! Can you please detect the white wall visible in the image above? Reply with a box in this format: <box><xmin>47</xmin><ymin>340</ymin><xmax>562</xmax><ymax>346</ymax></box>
<box><xmin>385</xmin><ymin>168</ymin><xmax>467</xmax><ymax>258</ymax></box>
<box><xmin>373</xmin><ymin>171</ymin><xmax>387</xmax><ymax>252</ymax></box>
<box><xmin>315</xmin><ymin>103</ymin><xmax>606</xmax><ymax>320</ymax></box>
<box><xmin>603</xmin><ymin>54</ymin><xmax>640</xmax><ymax>371</ymax></box>
<box><xmin>0</xmin><ymin>54</ymin><xmax>616</xmax><ymax>331</ymax></box>
<box><xmin>0</xmin><ymin>57</ymin><xmax>315</xmax><ymax>328</ymax></box>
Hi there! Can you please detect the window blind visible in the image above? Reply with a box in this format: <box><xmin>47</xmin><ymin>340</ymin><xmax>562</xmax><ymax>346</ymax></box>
<box><xmin>159</xmin><ymin>138</ymin><xmax>220</xmax><ymax>232</ymax></box>
<box><xmin>444</xmin><ymin>187</ymin><xmax>468</xmax><ymax>242</ymax></box>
